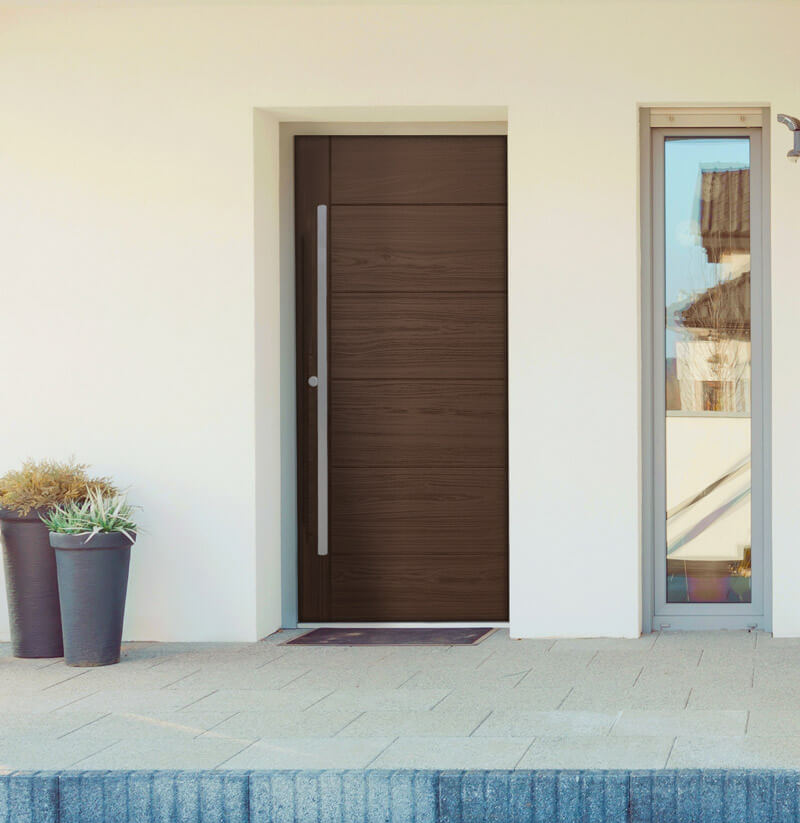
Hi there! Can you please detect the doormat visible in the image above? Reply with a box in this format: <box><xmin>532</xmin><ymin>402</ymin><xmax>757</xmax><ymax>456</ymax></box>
<box><xmin>282</xmin><ymin>627</ymin><xmax>496</xmax><ymax>646</ymax></box>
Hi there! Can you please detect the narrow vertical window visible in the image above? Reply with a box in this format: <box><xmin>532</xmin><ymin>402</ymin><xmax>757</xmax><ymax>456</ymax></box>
<box><xmin>663</xmin><ymin>137</ymin><xmax>752</xmax><ymax>605</ymax></box>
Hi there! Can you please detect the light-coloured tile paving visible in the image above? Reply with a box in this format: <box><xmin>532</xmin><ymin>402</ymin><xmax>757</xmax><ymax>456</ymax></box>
<box><xmin>518</xmin><ymin>735</ymin><xmax>675</xmax><ymax>769</ymax></box>
<box><xmin>3</xmin><ymin>629</ymin><xmax>800</xmax><ymax>769</ymax></box>
<box><xmin>610</xmin><ymin>709</ymin><xmax>748</xmax><ymax>738</ymax></box>
<box><xmin>220</xmin><ymin>737</ymin><xmax>395</xmax><ymax>769</ymax></box>
<box><xmin>667</xmin><ymin>736</ymin><xmax>800</xmax><ymax>769</ymax></box>
<box><xmin>370</xmin><ymin>736</ymin><xmax>533</xmax><ymax>769</ymax></box>
<box><xmin>337</xmin><ymin>708</ymin><xmax>489</xmax><ymax>738</ymax></box>
<box><xmin>474</xmin><ymin>710</ymin><xmax>617</xmax><ymax>738</ymax></box>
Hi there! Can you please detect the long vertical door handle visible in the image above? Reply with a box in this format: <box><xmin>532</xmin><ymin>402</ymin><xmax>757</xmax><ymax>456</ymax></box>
<box><xmin>315</xmin><ymin>204</ymin><xmax>329</xmax><ymax>556</ymax></box>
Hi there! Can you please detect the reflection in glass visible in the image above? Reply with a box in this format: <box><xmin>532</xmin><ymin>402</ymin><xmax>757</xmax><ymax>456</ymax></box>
<box><xmin>664</xmin><ymin>138</ymin><xmax>752</xmax><ymax>604</ymax></box>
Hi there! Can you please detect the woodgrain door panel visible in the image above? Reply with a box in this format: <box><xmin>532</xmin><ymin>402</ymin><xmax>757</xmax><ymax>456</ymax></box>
<box><xmin>331</xmin><ymin>205</ymin><xmax>507</xmax><ymax>292</ymax></box>
<box><xmin>331</xmin><ymin>380</ymin><xmax>506</xmax><ymax>468</ymax></box>
<box><xmin>331</xmin><ymin>292</ymin><xmax>506</xmax><ymax>380</ymax></box>
<box><xmin>330</xmin><ymin>468</ymin><xmax>507</xmax><ymax>557</ymax></box>
<box><xmin>331</xmin><ymin>554</ymin><xmax>509</xmax><ymax>621</ymax></box>
<box><xmin>331</xmin><ymin>136</ymin><xmax>507</xmax><ymax>205</ymax></box>
<box><xmin>296</xmin><ymin>135</ymin><xmax>508</xmax><ymax>622</ymax></box>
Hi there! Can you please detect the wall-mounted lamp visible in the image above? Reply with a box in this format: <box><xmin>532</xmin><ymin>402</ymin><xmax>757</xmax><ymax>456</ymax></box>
<box><xmin>777</xmin><ymin>113</ymin><xmax>800</xmax><ymax>162</ymax></box>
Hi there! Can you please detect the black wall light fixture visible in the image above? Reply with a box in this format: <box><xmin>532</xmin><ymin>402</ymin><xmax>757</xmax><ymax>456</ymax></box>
<box><xmin>777</xmin><ymin>114</ymin><xmax>800</xmax><ymax>162</ymax></box>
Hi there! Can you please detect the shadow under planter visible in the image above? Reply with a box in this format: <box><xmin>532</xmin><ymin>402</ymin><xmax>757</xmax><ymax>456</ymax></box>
<box><xmin>50</xmin><ymin>532</ymin><xmax>135</xmax><ymax>667</ymax></box>
<box><xmin>0</xmin><ymin>508</ymin><xmax>63</xmax><ymax>658</ymax></box>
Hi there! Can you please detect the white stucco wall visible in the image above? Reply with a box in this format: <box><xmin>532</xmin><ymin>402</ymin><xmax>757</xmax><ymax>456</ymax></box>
<box><xmin>1</xmin><ymin>0</ymin><xmax>798</xmax><ymax>640</ymax></box>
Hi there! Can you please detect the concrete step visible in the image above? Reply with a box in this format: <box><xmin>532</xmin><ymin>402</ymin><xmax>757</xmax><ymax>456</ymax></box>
<box><xmin>1</xmin><ymin>769</ymin><xmax>795</xmax><ymax>822</ymax></box>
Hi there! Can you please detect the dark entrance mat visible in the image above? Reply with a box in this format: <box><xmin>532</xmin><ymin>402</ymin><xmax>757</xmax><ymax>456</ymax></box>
<box><xmin>282</xmin><ymin>627</ymin><xmax>496</xmax><ymax>646</ymax></box>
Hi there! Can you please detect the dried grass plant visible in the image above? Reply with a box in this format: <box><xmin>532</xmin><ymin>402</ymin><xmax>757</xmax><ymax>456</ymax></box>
<box><xmin>0</xmin><ymin>459</ymin><xmax>117</xmax><ymax>516</ymax></box>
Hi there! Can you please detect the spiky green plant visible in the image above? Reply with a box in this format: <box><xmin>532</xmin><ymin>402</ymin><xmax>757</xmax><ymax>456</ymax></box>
<box><xmin>0</xmin><ymin>459</ymin><xmax>117</xmax><ymax>516</ymax></box>
<box><xmin>42</xmin><ymin>489</ymin><xmax>138</xmax><ymax>543</ymax></box>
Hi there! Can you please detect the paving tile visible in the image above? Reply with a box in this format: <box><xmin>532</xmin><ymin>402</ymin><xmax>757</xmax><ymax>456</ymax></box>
<box><xmin>143</xmin><ymin>644</ymin><xmax>289</xmax><ymax>674</ymax></box>
<box><xmin>522</xmin><ymin>654</ymin><xmax>597</xmax><ymax>676</ymax></box>
<box><xmin>71</xmin><ymin>734</ymin><xmax>253</xmax><ymax>769</ymax></box>
<box><xmin>668</xmin><ymin>735</ymin><xmax>800</xmax><ymax>768</ymax></box>
<box><xmin>752</xmin><ymin>666</ymin><xmax>800</xmax><ymax>689</ymax></box>
<box><xmin>0</xmin><ymin>663</ymin><xmax>90</xmax><ymax>692</ymax></box>
<box><xmin>288</xmin><ymin>666</ymin><xmax>416</xmax><ymax>689</ymax></box>
<box><xmin>24</xmin><ymin>665</ymin><xmax>195</xmax><ymax>692</ymax></box>
<box><xmin>694</xmin><ymin>659</ymin><xmax>755</xmax><ymax>680</ymax></box>
<box><xmin>220</xmin><ymin>737</ymin><xmax>394</xmax><ymax>769</ymax></box>
<box><xmin>433</xmin><ymin>685</ymin><xmax>570</xmax><ymax>712</ymax></box>
<box><xmin>206</xmin><ymin>709</ymin><xmax>359</xmax><ymax>738</ymax></box>
<box><xmin>636</xmin><ymin>669</ymin><xmax>754</xmax><ymax>692</ymax></box>
<box><xmin>611</xmin><ymin>709</ymin><xmax>747</xmax><ymax>737</ymax></box>
<box><xmin>188</xmin><ymin>688</ymin><xmax>333</xmax><ymax>712</ymax></box>
<box><xmin>747</xmin><ymin>709</ymin><xmax>800</xmax><ymax>736</ymax></box>
<box><xmin>271</xmin><ymin>647</ymin><xmax>382</xmax><ymax>666</ymax></box>
<box><xmin>0</xmin><ymin>689</ymin><xmax>105</xmax><ymax>714</ymax></box>
<box><xmin>562</xmin><ymin>684</ymin><xmax>691</xmax><ymax>711</ymax></box>
<box><xmin>467</xmin><ymin>653</ymin><xmax>553</xmax><ymax>678</ymax></box>
<box><xmin>166</xmin><ymin>665</ymin><xmax>312</xmax><ymax>690</ymax></box>
<box><xmin>571</xmin><ymin>664</ymin><xmax>644</xmax><ymax>689</ymax></box>
<box><xmin>689</xmin><ymin>684</ymin><xmax>800</xmax><ymax>709</ymax></box>
<box><xmin>549</xmin><ymin>636</ymin><xmax>658</xmax><ymax>652</ymax></box>
<box><xmin>754</xmin><ymin>632</ymin><xmax>798</xmax><ymax>650</ymax></box>
<box><xmin>373</xmin><ymin>645</ymin><xmax>455</xmax><ymax>663</ymax></box>
<box><xmin>51</xmin><ymin>689</ymin><xmax>215</xmax><ymax>714</ymax></box>
<box><xmin>338</xmin><ymin>709</ymin><xmax>488</xmax><ymax>737</ymax></box>
<box><xmin>518</xmin><ymin>735</ymin><xmax>674</xmax><ymax>769</ymax></box>
<box><xmin>474</xmin><ymin>710</ymin><xmax>617</xmax><ymax>737</ymax></box>
<box><xmin>433</xmin><ymin>646</ymin><xmax>499</xmax><ymax>665</ymax></box>
<box><xmin>654</xmin><ymin>631</ymin><xmax>758</xmax><ymax>651</ymax></box>
<box><xmin>370</xmin><ymin>736</ymin><xmax>532</xmax><ymax>769</ymax></box>
<box><xmin>402</xmin><ymin>668</ymin><xmax>528</xmax><ymax>688</ymax></box>
<box><xmin>488</xmin><ymin>634</ymin><xmax>554</xmax><ymax>654</ymax></box>
<box><xmin>0</xmin><ymin>711</ymin><xmax>106</xmax><ymax>739</ymax></box>
<box><xmin>0</xmin><ymin>734</ymin><xmax>119</xmax><ymax>770</ymax></box>
<box><xmin>314</xmin><ymin>688</ymin><xmax>449</xmax><ymax>712</ymax></box>
<box><xmin>63</xmin><ymin>710</ymin><xmax>238</xmax><ymax>741</ymax></box>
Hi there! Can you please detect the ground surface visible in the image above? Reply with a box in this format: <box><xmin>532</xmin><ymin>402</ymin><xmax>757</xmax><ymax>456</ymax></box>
<box><xmin>1</xmin><ymin>629</ymin><xmax>798</xmax><ymax>770</ymax></box>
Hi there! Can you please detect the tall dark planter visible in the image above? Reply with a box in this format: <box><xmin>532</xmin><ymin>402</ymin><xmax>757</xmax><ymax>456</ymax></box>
<box><xmin>0</xmin><ymin>508</ymin><xmax>63</xmax><ymax>658</ymax></box>
<box><xmin>51</xmin><ymin>532</ymin><xmax>134</xmax><ymax>667</ymax></box>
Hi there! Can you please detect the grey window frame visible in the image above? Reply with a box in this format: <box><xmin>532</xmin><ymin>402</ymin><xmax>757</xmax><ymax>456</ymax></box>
<box><xmin>641</xmin><ymin>115</ymin><xmax>772</xmax><ymax>632</ymax></box>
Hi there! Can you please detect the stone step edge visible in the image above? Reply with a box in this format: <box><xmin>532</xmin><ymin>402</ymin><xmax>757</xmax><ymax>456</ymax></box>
<box><xmin>2</xmin><ymin>769</ymin><xmax>799</xmax><ymax>822</ymax></box>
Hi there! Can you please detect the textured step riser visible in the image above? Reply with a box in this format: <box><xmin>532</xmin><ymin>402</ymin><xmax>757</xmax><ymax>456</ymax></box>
<box><xmin>0</xmin><ymin>770</ymin><xmax>798</xmax><ymax>822</ymax></box>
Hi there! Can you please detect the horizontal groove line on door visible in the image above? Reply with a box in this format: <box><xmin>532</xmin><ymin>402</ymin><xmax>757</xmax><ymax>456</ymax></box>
<box><xmin>330</xmin><ymin>381</ymin><xmax>506</xmax><ymax>384</ymax></box>
<box><xmin>330</xmin><ymin>378</ymin><xmax>507</xmax><ymax>382</ymax></box>
<box><xmin>330</xmin><ymin>290</ymin><xmax>507</xmax><ymax>295</ymax></box>
<box><xmin>331</xmin><ymin>465</ymin><xmax>508</xmax><ymax>469</ymax></box>
<box><xmin>331</xmin><ymin>202</ymin><xmax>507</xmax><ymax>207</ymax></box>
<box><xmin>331</xmin><ymin>550</ymin><xmax>508</xmax><ymax>557</ymax></box>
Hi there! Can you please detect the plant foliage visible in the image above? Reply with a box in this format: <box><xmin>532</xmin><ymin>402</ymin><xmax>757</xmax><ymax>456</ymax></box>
<box><xmin>42</xmin><ymin>488</ymin><xmax>138</xmax><ymax>542</ymax></box>
<box><xmin>0</xmin><ymin>459</ymin><xmax>117</xmax><ymax>516</ymax></box>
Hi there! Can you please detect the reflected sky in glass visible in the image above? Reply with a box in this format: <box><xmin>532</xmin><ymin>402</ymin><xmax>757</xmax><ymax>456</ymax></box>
<box><xmin>665</xmin><ymin>138</ymin><xmax>750</xmax><ymax>359</ymax></box>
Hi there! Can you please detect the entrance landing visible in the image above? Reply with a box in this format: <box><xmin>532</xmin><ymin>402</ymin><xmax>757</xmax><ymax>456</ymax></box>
<box><xmin>0</xmin><ymin>629</ymin><xmax>798</xmax><ymax>771</ymax></box>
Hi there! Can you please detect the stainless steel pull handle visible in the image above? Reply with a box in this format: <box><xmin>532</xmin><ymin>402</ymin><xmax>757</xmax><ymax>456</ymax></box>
<box><xmin>315</xmin><ymin>204</ymin><xmax>328</xmax><ymax>557</ymax></box>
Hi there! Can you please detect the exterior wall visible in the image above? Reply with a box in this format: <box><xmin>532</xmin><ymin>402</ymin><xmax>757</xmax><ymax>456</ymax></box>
<box><xmin>1</xmin><ymin>0</ymin><xmax>799</xmax><ymax>640</ymax></box>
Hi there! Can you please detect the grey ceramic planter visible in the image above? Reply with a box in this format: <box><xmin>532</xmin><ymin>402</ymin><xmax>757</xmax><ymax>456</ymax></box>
<box><xmin>50</xmin><ymin>531</ymin><xmax>135</xmax><ymax>667</ymax></box>
<box><xmin>0</xmin><ymin>508</ymin><xmax>63</xmax><ymax>658</ymax></box>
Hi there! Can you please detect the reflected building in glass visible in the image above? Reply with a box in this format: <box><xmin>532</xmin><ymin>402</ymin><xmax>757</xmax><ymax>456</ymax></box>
<box><xmin>664</xmin><ymin>139</ymin><xmax>752</xmax><ymax>604</ymax></box>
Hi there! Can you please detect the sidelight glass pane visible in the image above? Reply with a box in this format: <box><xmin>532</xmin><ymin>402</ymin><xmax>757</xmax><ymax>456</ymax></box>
<box><xmin>664</xmin><ymin>137</ymin><xmax>752</xmax><ymax>604</ymax></box>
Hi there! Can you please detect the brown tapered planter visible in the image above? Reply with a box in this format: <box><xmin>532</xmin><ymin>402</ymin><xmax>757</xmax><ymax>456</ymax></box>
<box><xmin>0</xmin><ymin>508</ymin><xmax>63</xmax><ymax>658</ymax></box>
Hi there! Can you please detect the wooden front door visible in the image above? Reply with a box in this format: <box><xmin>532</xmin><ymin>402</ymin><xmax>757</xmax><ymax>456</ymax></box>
<box><xmin>296</xmin><ymin>135</ymin><xmax>508</xmax><ymax>622</ymax></box>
